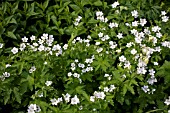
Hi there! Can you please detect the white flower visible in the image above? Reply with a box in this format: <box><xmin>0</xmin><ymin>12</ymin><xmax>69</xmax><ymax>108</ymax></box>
<box><xmin>67</xmin><ymin>72</ymin><xmax>72</xmax><ymax>77</ymax></box>
<box><xmin>147</xmin><ymin>77</ymin><xmax>157</xmax><ymax>85</ymax></box>
<box><xmin>96</xmin><ymin>47</ymin><xmax>103</xmax><ymax>53</ymax></box>
<box><xmin>98</xmin><ymin>32</ymin><xmax>103</xmax><ymax>37</ymax></box>
<box><xmin>164</xmin><ymin>96</ymin><xmax>170</xmax><ymax>105</ymax></box>
<box><xmin>29</xmin><ymin>66</ymin><xmax>36</xmax><ymax>73</ymax></box>
<box><xmin>0</xmin><ymin>43</ymin><xmax>3</xmax><ymax>48</ymax></box>
<box><xmin>90</xmin><ymin>96</ymin><xmax>95</xmax><ymax>102</ymax></box>
<box><xmin>119</xmin><ymin>55</ymin><xmax>126</xmax><ymax>62</ymax></box>
<box><xmin>109</xmin><ymin>22</ymin><xmax>118</xmax><ymax>28</ymax></box>
<box><xmin>125</xmin><ymin>23</ymin><xmax>130</xmax><ymax>26</ymax></box>
<box><xmin>124</xmin><ymin>61</ymin><xmax>131</xmax><ymax>69</ymax></box>
<box><xmin>131</xmin><ymin>29</ymin><xmax>138</xmax><ymax>35</ymax></box>
<box><xmin>104</xmin><ymin>87</ymin><xmax>109</xmax><ymax>92</ymax></box>
<box><xmin>149</xmin><ymin>69</ymin><xmax>155</xmax><ymax>76</ymax></box>
<box><xmin>104</xmin><ymin>18</ymin><xmax>108</xmax><ymax>23</ymax></box>
<box><xmin>22</xmin><ymin>36</ymin><xmax>28</xmax><ymax>42</ymax></box>
<box><xmin>45</xmin><ymin>81</ymin><xmax>52</xmax><ymax>86</ymax></box>
<box><xmin>6</xmin><ymin>64</ymin><xmax>11</xmax><ymax>68</ymax></box>
<box><xmin>94</xmin><ymin>91</ymin><xmax>105</xmax><ymax>100</ymax></box>
<box><xmin>131</xmin><ymin>10</ymin><xmax>138</xmax><ymax>18</ymax></box>
<box><xmin>3</xmin><ymin>72</ymin><xmax>10</xmax><ymax>77</ymax></box>
<box><xmin>161</xmin><ymin>11</ymin><xmax>166</xmax><ymax>16</ymax></box>
<box><xmin>27</xmin><ymin>104</ymin><xmax>37</xmax><ymax>113</ymax></box>
<box><xmin>117</xmin><ymin>33</ymin><xmax>123</xmax><ymax>39</ymax></box>
<box><xmin>109</xmin><ymin>85</ymin><xmax>116</xmax><ymax>92</ymax></box>
<box><xmin>30</xmin><ymin>35</ymin><xmax>35</xmax><ymax>41</ymax></box>
<box><xmin>168</xmin><ymin>110</ymin><xmax>170</xmax><ymax>113</ymax></box>
<box><xmin>137</xmin><ymin>67</ymin><xmax>147</xmax><ymax>74</ymax></box>
<box><xmin>144</xmin><ymin>28</ymin><xmax>151</xmax><ymax>35</ymax></box>
<box><xmin>20</xmin><ymin>43</ymin><xmax>26</xmax><ymax>51</ymax></box>
<box><xmin>50</xmin><ymin>98</ymin><xmax>59</xmax><ymax>105</ymax></box>
<box><xmin>153</xmin><ymin>62</ymin><xmax>158</xmax><ymax>66</ymax></box>
<box><xmin>131</xmin><ymin>49</ymin><xmax>137</xmax><ymax>55</ymax></box>
<box><xmin>140</xmin><ymin>18</ymin><xmax>147</xmax><ymax>26</ymax></box>
<box><xmin>152</xmin><ymin>26</ymin><xmax>161</xmax><ymax>32</ymax></box>
<box><xmin>162</xmin><ymin>16</ymin><xmax>169</xmax><ymax>22</ymax></box>
<box><xmin>11</xmin><ymin>47</ymin><xmax>18</xmax><ymax>54</ymax></box>
<box><xmin>96</xmin><ymin>11</ymin><xmax>103</xmax><ymax>17</ymax></box>
<box><xmin>63</xmin><ymin>44</ymin><xmax>68</xmax><ymax>50</ymax></box>
<box><xmin>95</xmin><ymin>42</ymin><xmax>100</xmax><ymax>45</ymax></box>
<box><xmin>141</xmin><ymin>85</ymin><xmax>150</xmax><ymax>93</ymax></box>
<box><xmin>38</xmin><ymin>45</ymin><xmax>45</xmax><ymax>51</ymax></box>
<box><xmin>156</xmin><ymin>32</ymin><xmax>162</xmax><ymax>38</ymax></box>
<box><xmin>63</xmin><ymin>93</ymin><xmax>71</xmax><ymax>103</ymax></box>
<box><xmin>126</xmin><ymin>42</ymin><xmax>133</xmax><ymax>48</ymax></box>
<box><xmin>111</xmin><ymin>1</ymin><xmax>119</xmax><ymax>8</ymax></box>
<box><xmin>71</xmin><ymin>95</ymin><xmax>80</xmax><ymax>105</ymax></box>
<box><xmin>132</xmin><ymin>21</ymin><xmax>138</xmax><ymax>27</ymax></box>
<box><xmin>74</xmin><ymin>22</ymin><xmax>79</xmax><ymax>26</ymax></box>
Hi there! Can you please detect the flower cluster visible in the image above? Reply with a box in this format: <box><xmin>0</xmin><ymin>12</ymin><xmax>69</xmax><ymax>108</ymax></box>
<box><xmin>161</xmin><ymin>11</ymin><xmax>169</xmax><ymax>22</ymax></box>
<box><xmin>0</xmin><ymin>72</ymin><xmax>10</xmax><ymax>81</ymax></box>
<box><xmin>74</xmin><ymin>16</ymin><xmax>82</xmax><ymax>26</ymax></box>
<box><xmin>96</xmin><ymin>11</ymin><xmax>108</xmax><ymax>23</ymax></box>
<box><xmin>164</xmin><ymin>96</ymin><xmax>170</xmax><ymax>106</ymax></box>
<box><xmin>90</xmin><ymin>91</ymin><xmax>106</xmax><ymax>102</ymax></box>
<box><xmin>11</xmin><ymin>34</ymin><xmax>63</xmax><ymax>57</ymax></box>
<box><xmin>50</xmin><ymin>94</ymin><xmax>80</xmax><ymax>105</ymax></box>
<box><xmin>27</xmin><ymin>104</ymin><xmax>41</xmax><ymax>113</ymax></box>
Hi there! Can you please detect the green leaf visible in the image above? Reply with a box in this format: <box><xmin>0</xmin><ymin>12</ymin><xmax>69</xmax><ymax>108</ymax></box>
<box><xmin>93</xmin><ymin>1</ymin><xmax>103</xmax><ymax>6</ymax></box>
<box><xmin>4</xmin><ymin>89</ymin><xmax>12</xmax><ymax>105</ymax></box>
<box><xmin>43</xmin><ymin>0</ymin><xmax>49</xmax><ymax>10</ymax></box>
<box><xmin>0</xmin><ymin>24</ymin><xmax>5</xmax><ymax>35</ymax></box>
<box><xmin>69</xmin><ymin>4</ymin><xmax>81</xmax><ymax>11</ymax></box>
<box><xmin>19</xmin><ymin>62</ymin><xmax>24</xmax><ymax>75</ymax></box>
<box><xmin>6</xmin><ymin>31</ymin><xmax>17</xmax><ymax>39</ymax></box>
<box><xmin>13</xmin><ymin>87</ymin><xmax>21</xmax><ymax>104</ymax></box>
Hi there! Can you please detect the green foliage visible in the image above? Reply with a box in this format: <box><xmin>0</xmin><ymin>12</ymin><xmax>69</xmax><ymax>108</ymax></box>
<box><xmin>0</xmin><ymin>0</ymin><xmax>170</xmax><ymax>113</ymax></box>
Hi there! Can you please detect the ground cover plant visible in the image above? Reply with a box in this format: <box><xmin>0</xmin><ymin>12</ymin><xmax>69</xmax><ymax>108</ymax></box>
<box><xmin>0</xmin><ymin>0</ymin><xmax>170</xmax><ymax>113</ymax></box>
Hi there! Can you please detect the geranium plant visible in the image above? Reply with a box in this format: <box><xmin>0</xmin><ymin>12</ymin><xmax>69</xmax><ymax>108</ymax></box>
<box><xmin>0</xmin><ymin>0</ymin><xmax>170</xmax><ymax>113</ymax></box>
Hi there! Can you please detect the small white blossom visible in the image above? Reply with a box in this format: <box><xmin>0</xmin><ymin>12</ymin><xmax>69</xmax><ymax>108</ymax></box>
<box><xmin>45</xmin><ymin>81</ymin><xmax>52</xmax><ymax>86</ymax></box>
<box><xmin>63</xmin><ymin>44</ymin><xmax>68</xmax><ymax>50</ymax></box>
<box><xmin>96</xmin><ymin>47</ymin><xmax>103</xmax><ymax>53</ymax></box>
<box><xmin>140</xmin><ymin>18</ymin><xmax>147</xmax><ymax>26</ymax></box>
<box><xmin>161</xmin><ymin>11</ymin><xmax>167</xmax><ymax>16</ymax></box>
<box><xmin>71</xmin><ymin>95</ymin><xmax>80</xmax><ymax>105</ymax></box>
<box><xmin>98</xmin><ymin>32</ymin><xmax>103</xmax><ymax>37</ymax></box>
<box><xmin>131</xmin><ymin>49</ymin><xmax>137</xmax><ymax>55</ymax></box>
<box><xmin>132</xmin><ymin>21</ymin><xmax>138</xmax><ymax>27</ymax></box>
<box><xmin>22</xmin><ymin>36</ymin><xmax>28</xmax><ymax>42</ymax></box>
<box><xmin>104</xmin><ymin>87</ymin><xmax>109</xmax><ymax>92</ymax></box>
<box><xmin>111</xmin><ymin>1</ymin><xmax>119</xmax><ymax>8</ymax></box>
<box><xmin>117</xmin><ymin>33</ymin><xmax>123</xmax><ymax>39</ymax></box>
<box><xmin>0</xmin><ymin>43</ymin><xmax>3</xmax><ymax>48</ymax></box>
<box><xmin>6</xmin><ymin>64</ymin><xmax>11</xmax><ymax>68</ymax></box>
<box><xmin>3</xmin><ymin>72</ymin><xmax>10</xmax><ymax>77</ymax></box>
<box><xmin>131</xmin><ymin>10</ymin><xmax>138</xmax><ymax>18</ymax></box>
<box><xmin>119</xmin><ymin>55</ymin><xmax>126</xmax><ymax>62</ymax></box>
<box><xmin>162</xmin><ymin>16</ymin><xmax>169</xmax><ymax>22</ymax></box>
<box><xmin>11</xmin><ymin>47</ymin><xmax>18</xmax><ymax>54</ymax></box>
<box><xmin>164</xmin><ymin>96</ymin><xmax>170</xmax><ymax>105</ymax></box>
<box><xmin>51</xmin><ymin>98</ymin><xmax>59</xmax><ymax>105</ymax></box>
<box><xmin>141</xmin><ymin>85</ymin><xmax>150</xmax><ymax>93</ymax></box>
<box><xmin>30</xmin><ymin>35</ymin><xmax>35</xmax><ymax>41</ymax></box>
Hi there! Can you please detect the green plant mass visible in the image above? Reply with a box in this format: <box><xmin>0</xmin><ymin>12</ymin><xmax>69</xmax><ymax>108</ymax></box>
<box><xmin>0</xmin><ymin>0</ymin><xmax>170</xmax><ymax>113</ymax></box>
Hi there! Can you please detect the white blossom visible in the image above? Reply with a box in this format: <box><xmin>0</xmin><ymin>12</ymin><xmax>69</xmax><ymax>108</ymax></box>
<box><xmin>131</xmin><ymin>10</ymin><xmax>138</xmax><ymax>18</ymax></box>
<box><xmin>45</xmin><ymin>81</ymin><xmax>52</xmax><ymax>86</ymax></box>
<box><xmin>111</xmin><ymin>1</ymin><xmax>119</xmax><ymax>8</ymax></box>
<box><xmin>11</xmin><ymin>47</ymin><xmax>18</xmax><ymax>54</ymax></box>
<box><xmin>71</xmin><ymin>95</ymin><xmax>80</xmax><ymax>105</ymax></box>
